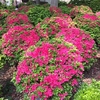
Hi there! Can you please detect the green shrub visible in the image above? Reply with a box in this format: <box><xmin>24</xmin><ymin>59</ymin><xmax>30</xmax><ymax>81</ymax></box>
<box><xmin>73</xmin><ymin>14</ymin><xmax>100</xmax><ymax>46</ymax></box>
<box><xmin>69</xmin><ymin>0</ymin><xmax>91</xmax><ymax>6</ymax></box>
<box><xmin>58</xmin><ymin>1</ymin><xmax>67</xmax><ymax>6</ymax></box>
<box><xmin>80</xmin><ymin>25</ymin><xmax>100</xmax><ymax>46</ymax></box>
<box><xmin>0</xmin><ymin>85</ymin><xmax>3</xmax><ymax>96</ymax></box>
<box><xmin>59</xmin><ymin>6</ymin><xmax>72</xmax><ymax>14</ymax></box>
<box><xmin>90</xmin><ymin>0</ymin><xmax>100</xmax><ymax>12</ymax></box>
<box><xmin>27</xmin><ymin>6</ymin><xmax>52</xmax><ymax>26</ymax></box>
<box><xmin>74</xmin><ymin>80</ymin><xmax>100</xmax><ymax>100</ymax></box>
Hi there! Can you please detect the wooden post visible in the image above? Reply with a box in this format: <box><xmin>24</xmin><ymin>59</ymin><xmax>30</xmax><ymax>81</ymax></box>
<box><xmin>50</xmin><ymin>0</ymin><xmax>58</xmax><ymax>7</ymax></box>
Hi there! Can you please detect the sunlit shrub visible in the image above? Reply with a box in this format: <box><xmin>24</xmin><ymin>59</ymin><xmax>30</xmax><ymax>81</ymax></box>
<box><xmin>1</xmin><ymin>25</ymin><xmax>39</xmax><ymax>64</ymax></box>
<box><xmin>12</xmin><ymin>38</ymin><xmax>84</xmax><ymax>100</ymax></box>
<box><xmin>73</xmin><ymin>14</ymin><xmax>100</xmax><ymax>46</ymax></box>
<box><xmin>74</xmin><ymin>80</ymin><xmax>100</xmax><ymax>100</ymax></box>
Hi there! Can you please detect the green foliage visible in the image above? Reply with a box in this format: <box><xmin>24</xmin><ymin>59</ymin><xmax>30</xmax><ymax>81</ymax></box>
<box><xmin>80</xmin><ymin>25</ymin><xmax>100</xmax><ymax>45</ymax></box>
<box><xmin>0</xmin><ymin>53</ymin><xmax>6</xmax><ymax>69</ymax></box>
<box><xmin>27</xmin><ymin>6</ymin><xmax>52</xmax><ymax>25</ymax></box>
<box><xmin>69</xmin><ymin>0</ymin><xmax>91</xmax><ymax>6</ymax></box>
<box><xmin>74</xmin><ymin>80</ymin><xmax>100</xmax><ymax>100</ymax></box>
<box><xmin>0</xmin><ymin>25</ymin><xmax>7</xmax><ymax>38</ymax></box>
<box><xmin>0</xmin><ymin>85</ymin><xmax>3</xmax><ymax>96</ymax></box>
<box><xmin>69</xmin><ymin>0</ymin><xmax>100</xmax><ymax>13</ymax></box>
<box><xmin>58</xmin><ymin>1</ymin><xmax>67</xmax><ymax>6</ymax></box>
<box><xmin>90</xmin><ymin>0</ymin><xmax>100</xmax><ymax>12</ymax></box>
<box><xmin>59</xmin><ymin>6</ymin><xmax>72</xmax><ymax>14</ymax></box>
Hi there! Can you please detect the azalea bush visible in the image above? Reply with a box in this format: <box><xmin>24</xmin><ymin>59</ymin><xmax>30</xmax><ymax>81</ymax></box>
<box><xmin>74</xmin><ymin>80</ymin><xmax>100</xmax><ymax>100</ymax></box>
<box><xmin>6</xmin><ymin>12</ymin><xmax>30</xmax><ymax>28</ymax></box>
<box><xmin>70</xmin><ymin>5</ymin><xmax>93</xmax><ymax>18</ymax></box>
<box><xmin>12</xmin><ymin>38</ymin><xmax>84</xmax><ymax>100</ymax></box>
<box><xmin>35</xmin><ymin>16</ymin><xmax>96</xmax><ymax>69</ymax></box>
<box><xmin>49</xmin><ymin>6</ymin><xmax>62</xmax><ymax>15</ymax></box>
<box><xmin>27</xmin><ymin>6</ymin><xmax>52</xmax><ymax>26</ymax></box>
<box><xmin>35</xmin><ymin>16</ymin><xmax>74</xmax><ymax>38</ymax></box>
<box><xmin>57</xmin><ymin>27</ymin><xmax>97</xmax><ymax>69</ymax></box>
<box><xmin>1</xmin><ymin>25</ymin><xmax>39</xmax><ymax>65</ymax></box>
<box><xmin>73</xmin><ymin>13</ymin><xmax>100</xmax><ymax>46</ymax></box>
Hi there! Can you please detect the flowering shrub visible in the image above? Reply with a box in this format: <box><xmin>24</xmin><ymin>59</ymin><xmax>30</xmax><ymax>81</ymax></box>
<box><xmin>73</xmin><ymin>14</ymin><xmax>100</xmax><ymax>46</ymax></box>
<box><xmin>70</xmin><ymin>5</ymin><xmax>93</xmax><ymax>18</ymax></box>
<box><xmin>56</xmin><ymin>27</ymin><xmax>97</xmax><ymax>69</ymax></box>
<box><xmin>74</xmin><ymin>14</ymin><xmax>99</xmax><ymax>27</ymax></box>
<box><xmin>1</xmin><ymin>25</ymin><xmax>39</xmax><ymax>63</ymax></box>
<box><xmin>49</xmin><ymin>6</ymin><xmax>62</xmax><ymax>14</ymax></box>
<box><xmin>35</xmin><ymin>16</ymin><xmax>96</xmax><ymax>69</ymax></box>
<box><xmin>6</xmin><ymin>12</ymin><xmax>30</xmax><ymax>28</ymax></box>
<box><xmin>12</xmin><ymin>38</ymin><xmax>84</xmax><ymax>100</ymax></box>
<box><xmin>35</xmin><ymin>16</ymin><xmax>74</xmax><ymax>38</ymax></box>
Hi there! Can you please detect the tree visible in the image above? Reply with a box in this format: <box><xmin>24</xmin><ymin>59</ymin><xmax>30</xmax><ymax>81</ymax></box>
<box><xmin>50</xmin><ymin>0</ymin><xmax>58</xmax><ymax>7</ymax></box>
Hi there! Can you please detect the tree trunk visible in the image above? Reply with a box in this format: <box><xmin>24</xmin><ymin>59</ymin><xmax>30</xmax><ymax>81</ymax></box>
<box><xmin>50</xmin><ymin>0</ymin><xmax>58</xmax><ymax>7</ymax></box>
<box><xmin>36</xmin><ymin>0</ymin><xmax>40</xmax><ymax>5</ymax></box>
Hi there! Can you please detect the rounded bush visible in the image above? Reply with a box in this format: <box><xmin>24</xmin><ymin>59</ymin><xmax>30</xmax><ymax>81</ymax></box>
<box><xmin>70</xmin><ymin>5</ymin><xmax>93</xmax><ymax>18</ymax></box>
<box><xmin>74</xmin><ymin>80</ymin><xmax>100</xmax><ymax>100</ymax></box>
<box><xmin>12</xmin><ymin>38</ymin><xmax>84</xmax><ymax>100</ymax></box>
<box><xmin>6</xmin><ymin>12</ymin><xmax>30</xmax><ymax>28</ymax></box>
<box><xmin>35</xmin><ymin>15</ymin><xmax>74</xmax><ymax>38</ymax></box>
<box><xmin>2</xmin><ymin>25</ymin><xmax>39</xmax><ymax>57</ymax></box>
<box><xmin>35</xmin><ymin>16</ymin><xmax>97</xmax><ymax>69</ymax></box>
<box><xmin>73</xmin><ymin>14</ymin><xmax>100</xmax><ymax>46</ymax></box>
<box><xmin>57</xmin><ymin>27</ymin><xmax>97</xmax><ymax>69</ymax></box>
<box><xmin>49</xmin><ymin>6</ymin><xmax>62</xmax><ymax>14</ymax></box>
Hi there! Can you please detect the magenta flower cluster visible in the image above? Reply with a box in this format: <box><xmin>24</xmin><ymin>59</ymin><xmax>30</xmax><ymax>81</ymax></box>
<box><xmin>2</xmin><ymin>25</ymin><xmax>39</xmax><ymax>56</ymax></box>
<box><xmin>6</xmin><ymin>12</ymin><xmax>30</xmax><ymax>28</ymax></box>
<box><xmin>16</xmin><ymin>39</ymin><xmax>84</xmax><ymax>100</ymax></box>
<box><xmin>57</xmin><ymin>27</ymin><xmax>96</xmax><ymax>63</ymax></box>
<box><xmin>49</xmin><ymin>6</ymin><xmax>62</xmax><ymax>14</ymax></box>
<box><xmin>35</xmin><ymin>16</ymin><xmax>74</xmax><ymax>38</ymax></box>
